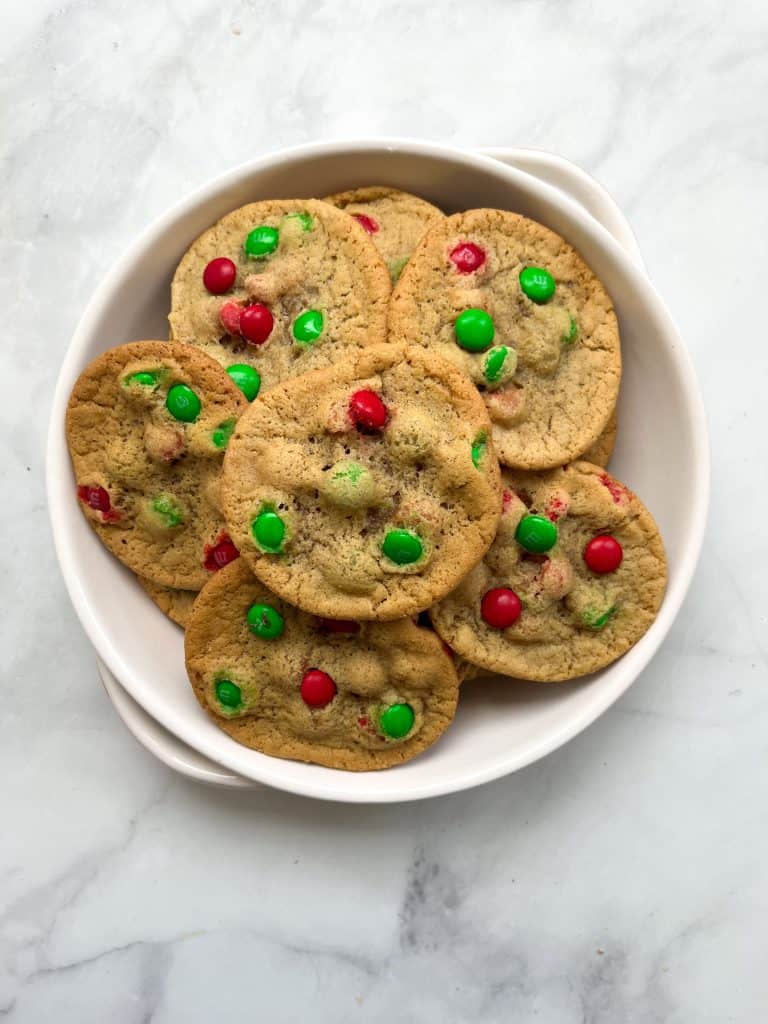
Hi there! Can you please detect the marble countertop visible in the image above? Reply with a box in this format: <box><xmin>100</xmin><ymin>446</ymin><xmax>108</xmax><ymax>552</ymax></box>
<box><xmin>3</xmin><ymin>0</ymin><xmax>767</xmax><ymax>1019</ymax></box>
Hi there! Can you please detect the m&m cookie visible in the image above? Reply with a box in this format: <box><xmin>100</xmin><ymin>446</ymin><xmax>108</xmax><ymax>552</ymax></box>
<box><xmin>168</xmin><ymin>199</ymin><xmax>391</xmax><ymax>394</ymax></box>
<box><xmin>221</xmin><ymin>344</ymin><xmax>502</xmax><ymax>620</ymax></box>
<box><xmin>66</xmin><ymin>341</ymin><xmax>246</xmax><ymax>589</ymax></box>
<box><xmin>137</xmin><ymin>577</ymin><xmax>197</xmax><ymax>628</ymax></box>
<box><xmin>184</xmin><ymin>560</ymin><xmax>459</xmax><ymax>770</ymax></box>
<box><xmin>388</xmin><ymin>209</ymin><xmax>621</xmax><ymax>470</ymax></box>
<box><xmin>323</xmin><ymin>186</ymin><xmax>444</xmax><ymax>282</ymax></box>
<box><xmin>429</xmin><ymin>462</ymin><xmax>666</xmax><ymax>681</ymax></box>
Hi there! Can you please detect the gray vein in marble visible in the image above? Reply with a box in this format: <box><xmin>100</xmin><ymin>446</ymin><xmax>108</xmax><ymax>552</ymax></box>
<box><xmin>0</xmin><ymin>784</ymin><xmax>170</xmax><ymax>1015</ymax></box>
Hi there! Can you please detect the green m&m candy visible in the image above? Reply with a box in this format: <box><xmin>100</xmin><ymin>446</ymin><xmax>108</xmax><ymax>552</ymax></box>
<box><xmin>483</xmin><ymin>345</ymin><xmax>517</xmax><ymax>387</ymax></box>
<box><xmin>515</xmin><ymin>514</ymin><xmax>558</xmax><ymax>553</ymax></box>
<box><xmin>212</xmin><ymin>419</ymin><xmax>236</xmax><ymax>449</ymax></box>
<box><xmin>251</xmin><ymin>508</ymin><xmax>286</xmax><ymax>553</ymax></box>
<box><xmin>455</xmin><ymin>308</ymin><xmax>495</xmax><ymax>352</ymax></box>
<box><xmin>292</xmin><ymin>309</ymin><xmax>324</xmax><ymax>344</ymax></box>
<box><xmin>582</xmin><ymin>605</ymin><xmax>618</xmax><ymax>631</ymax></box>
<box><xmin>283</xmin><ymin>211</ymin><xmax>314</xmax><ymax>231</ymax></box>
<box><xmin>165</xmin><ymin>383</ymin><xmax>201</xmax><ymax>422</ymax></box>
<box><xmin>215</xmin><ymin>679</ymin><xmax>242</xmax><ymax>709</ymax></box>
<box><xmin>124</xmin><ymin>371</ymin><xmax>159</xmax><ymax>388</ymax></box>
<box><xmin>244</xmin><ymin>225</ymin><xmax>279</xmax><ymax>259</ymax></box>
<box><xmin>519</xmin><ymin>266</ymin><xmax>555</xmax><ymax>303</ymax></box>
<box><xmin>563</xmin><ymin>315</ymin><xmax>579</xmax><ymax>344</ymax></box>
<box><xmin>381</xmin><ymin>528</ymin><xmax>423</xmax><ymax>565</ymax></box>
<box><xmin>227</xmin><ymin>364</ymin><xmax>261</xmax><ymax>402</ymax></box>
<box><xmin>388</xmin><ymin>256</ymin><xmax>409</xmax><ymax>282</ymax></box>
<box><xmin>471</xmin><ymin>432</ymin><xmax>487</xmax><ymax>469</ymax></box>
<box><xmin>379</xmin><ymin>702</ymin><xmax>415</xmax><ymax>739</ymax></box>
<box><xmin>151</xmin><ymin>494</ymin><xmax>184</xmax><ymax>528</ymax></box>
<box><xmin>246</xmin><ymin>602</ymin><xmax>285</xmax><ymax>639</ymax></box>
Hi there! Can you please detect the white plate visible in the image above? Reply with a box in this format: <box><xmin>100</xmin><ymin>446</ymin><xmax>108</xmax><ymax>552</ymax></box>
<box><xmin>94</xmin><ymin>147</ymin><xmax>650</xmax><ymax>792</ymax></box>
<box><xmin>47</xmin><ymin>139</ymin><xmax>709</xmax><ymax>803</ymax></box>
<box><xmin>99</xmin><ymin>658</ymin><xmax>254</xmax><ymax>788</ymax></box>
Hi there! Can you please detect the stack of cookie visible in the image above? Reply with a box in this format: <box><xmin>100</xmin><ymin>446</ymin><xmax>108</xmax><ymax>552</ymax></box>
<box><xmin>66</xmin><ymin>188</ymin><xmax>666</xmax><ymax>772</ymax></box>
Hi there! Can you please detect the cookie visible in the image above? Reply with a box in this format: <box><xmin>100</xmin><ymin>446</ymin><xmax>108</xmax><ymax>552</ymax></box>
<box><xmin>184</xmin><ymin>560</ymin><xmax>459</xmax><ymax>770</ymax></box>
<box><xmin>168</xmin><ymin>199</ymin><xmax>391</xmax><ymax>394</ymax></box>
<box><xmin>413</xmin><ymin>612</ymin><xmax>474</xmax><ymax>682</ymax></box>
<box><xmin>388</xmin><ymin>209</ymin><xmax>621</xmax><ymax>470</ymax></box>
<box><xmin>221</xmin><ymin>343</ymin><xmax>502</xmax><ymax>621</ymax></box>
<box><xmin>323</xmin><ymin>187</ymin><xmax>444</xmax><ymax>282</ymax></box>
<box><xmin>137</xmin><ymin>576</ymin><xmax>197</xmax><ymax>628</ymax></box>
<box><xmin>429</xmin><ymin>462</ymin><xmax>666</xmax><ymax>681</ymax></box>
<box><xmin>580</xmin><ymin>407</ymin><xmax>617</xmax><ymax>467</ymax></box>
<box><xmin>66</xmin><ymin>341</ymin><xmax>246</xmax><ymax>589</ymax></box>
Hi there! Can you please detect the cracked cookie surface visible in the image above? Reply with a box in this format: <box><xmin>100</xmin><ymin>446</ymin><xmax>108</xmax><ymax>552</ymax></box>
<box><xmin>429</xmin><ymin>461</ymin><xmax>666</xmax><ymax>680</ymax></box>
<box><xmin>66</xmin><ymin>341</ymin><xmax>246</xmax><ymax>589</ymax></box>
<box><xmin>221</xmin><ymin>344</ymin><xmax>502</xmax><ymax>620</ymax></box>
<box><xmin>184</xmin><ymin>560</ymin><xmax>459</xmax><ymax>770</ymax></box>
<box><xmin>388</xmin><ymin>209</ymin><xmax>621</xmax><ymax>469</ymax></box>
<box><xmin>169</xmin><ymin>199</ymin><xmax>391</xmax><ymax>393</ymax></box>
<box><xmin>323</xmin><ymin>186</ymin><xmax>444</xmax><ymax>282</ymax></box>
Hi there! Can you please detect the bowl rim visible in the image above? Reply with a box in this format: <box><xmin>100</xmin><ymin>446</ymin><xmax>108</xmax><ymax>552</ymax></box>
<box><xmin>98</xmin><ymin>657</ymin><xmax>257</xmax><ymax>789</ymax></box>
<box><xmin>46</xmin><ymin>137</ymin><xmax>710</xmax><ymax>803</ymax></box>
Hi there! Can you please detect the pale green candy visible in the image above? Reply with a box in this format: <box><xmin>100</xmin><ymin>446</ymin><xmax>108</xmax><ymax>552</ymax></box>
<box><xmin>321</xmin><ymin>460</ymin><xmax>377</xmax><ymax>509</ymax></box>
<box><xmin>563</xmin><ymin>315</ymin><xmax>579</xmax><ymax>344</ymax></box>
<box><xmin>388</xmin><ymin>256</ymin><xmax>409</xmax><ymax>283</ymax></box>
<box><xmin>482</xmin><ymin>345</ymin><xmax>518</xmax><ymax>389</ymax></box>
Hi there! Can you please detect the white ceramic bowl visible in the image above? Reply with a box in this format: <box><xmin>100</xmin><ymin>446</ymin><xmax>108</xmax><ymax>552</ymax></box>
<box><xmin>47</xmin><ymin>139</ymin><xmax>709</xmax><ymax>803</ymax></box>
<box><xmin>92</xmin><ymin>147</ymin><xmax>648</xmax><ymax>791</ymax></box>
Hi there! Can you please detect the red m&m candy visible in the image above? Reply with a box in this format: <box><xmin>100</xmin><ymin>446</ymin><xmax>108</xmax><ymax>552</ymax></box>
<box><xmin>349</xmin><ymin>389</ymin><xmax>388</xmax><ymax>431</ymax></box>
<box><xmin>599</xmin><ymin>473</ymin><xmax>627</xmax><ymax>505</ymax></box>
<box><xmin>546</xmin><ymin>496</ymin><xmax>568</xmax><ymax>522</ymax></box>
<box><xmin>353</xmin><ymin>213</ymin><xmax>379</xmax><ymax>234</ymax></box>
<box><xmin>240</xmin><ymin>304</ymin><xmax>274</xmax><ymax>345</ymax></box>
<box><xmin>203</xmin><ymin>533</ymin><xmax>240</xmax><ymax>572</ymax></box>
<box><xmin>219</xmin><ymin>301</ymin><xmax>243</xmax><ymax>335</ymax></box>
<box><xmin>202</xmin><ymin>257</ymin><xmax>236</xmax><ymax>294</ymax></box>
<box><xmin>77</xmin><ymin>484</ymin><xmax>121</xmax><ymax>522</ymax></box>
<box><xmin>583</xmin><ymin>535</ymin><xmax>623</xmax><ymax>574</ymax></box>
<box><xmin>480</xmin><ymin>587</ymin><xmax>522</xmax><ymax>628</ymax></box>
<box><xmin>77</xmin><ymin>484</ymin><xmax>111</xmax><ymax>513</ymax></box>
<box><xmin>449</xmin><ymin>241</ymin><xmax>486</xmax><ymax>274</ymax></box>
<box><xmin>300</xmin><ymin>669</ymin><xmax>337</xmax><ymax>708</ymax></box>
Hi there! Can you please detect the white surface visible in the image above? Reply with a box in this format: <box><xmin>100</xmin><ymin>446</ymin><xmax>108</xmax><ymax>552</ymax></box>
<box><xmin>46</xmin><ymin>139</ymin><xmax>707</xmax><ymax>801</ymax></box>
<box><xmin>94</xmin><ymin>146</ymin><xmax>649</xmax><ymax>790</ymax></box>
<box><xmin>3</xmin><ymin>0</ymin><xmax>767</xmax><ymax>1018</ymax></box>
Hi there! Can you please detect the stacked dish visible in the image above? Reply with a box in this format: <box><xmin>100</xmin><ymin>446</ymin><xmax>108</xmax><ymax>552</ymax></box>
<box><xmin>47</xmin><ymin>142</ymin><xmax>708</xmax><ymax>801</ymax></box>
